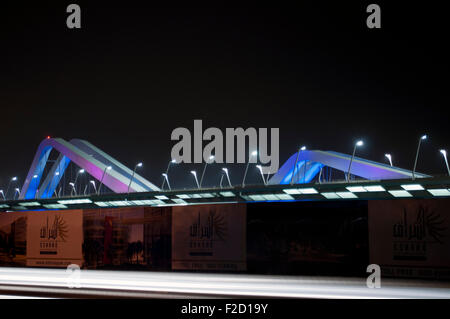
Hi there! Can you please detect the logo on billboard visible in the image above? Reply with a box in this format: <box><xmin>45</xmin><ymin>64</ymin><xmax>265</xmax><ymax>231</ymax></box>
<box><xmin>189</xmin><ymin>210</ymin><xmax>227</xmax><ymax>256</ymax></box>
<box><xmin>39</xmin><ymin>215</ymin><xmax>69</xmax><ymax>255</ymax></box>
<box><xmin>392</xmin><ymin>206</ymin><xmax>446</xmax><ymax>261</ymax></box>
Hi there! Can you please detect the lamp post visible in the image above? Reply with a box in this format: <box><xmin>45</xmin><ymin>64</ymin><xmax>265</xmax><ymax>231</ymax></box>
<box><xmin>69</xmin><ymin>182</ymin><xmax>76</xmax><ymax>196</ymax></box>
<box><xmin>5</xmin><ymin>177</ymin><xmax>17</xmax><ymax>200</ymax></box>
<box><xmin>162</xmin><ymin>173</ymin><xmax>171</xmax><ymax>190</ymax></box>
<box><xmin>0</xmin><ymin>190</ymin><xmax>5</xmax><ymax>201</ymax></box>
<box><xmin>161</xmin><ymin>159</ymin><xmax>176</xmax><ymax>190</ymax></box>
<box><xmin>440</xmin><ymin>149</ymin><xmax>450</xmax><ymax>176</ymax></box>
<box><xmin>72</xmin><ymin>169</ymin><xmax>85</xmax><ymax>196</ymax></box>
<box><xmin>256</xmin><ymin>165</ymin><xmax>267</xmax><ymax>185</ymax></box>
<box><xmin>347</xmin><ymin>140</ymin><xmax>364</xmax><ymax>181</ymax></box>
<box><xmin>222</xmin><ymin>168</ymin><xmax>232</xmax><ymax>187</ymax></box>
<box><xmin>385</xmin><ymin>154</ymin><xmax>393</xmax><ymax>167</ymax></box>
<box><xmin>128</xmin><ymin>162</ymin><xmax>143</xmax><ymax>195</ymax></box>
<box><xmin>200</xmin><ymin>155</ymin><xmax>215</xmax><ymax>188</ymax></box>
<box><xmin>291</xmin><ymin>146</ymin><xmax>306</xmax><ymax>185</ymax></box>
<box><xmin>412</xmin><ymin>135</ymin><xmax>427</xmax><ymax>180</ymax></box>
<box><xmin>242</xmin><ymin>150</ymin><xmax>258</xmax><ymax>188</ymax></box>
<box><xmin>14</xmin><ymin>188</ymin><xmax>20</xmax><ymax>200</ymax></box>
<box><xmin>32</xmin><ymin>174</ymin><xmax>39</xmax><ymax>198</ymax></box>
<box><xmin>90</xmin><ymin>180</ymin><xmax>97</xmax><ymax>194</ymax></box>
<box><xmin>98</xmin><ymin>166</ymin><xmax>112</xmax><ymax>195</ymax></box>
<box><xmin>191</xmin><ymin>171</ymin><xmax>200</xmax><ymax>189</ymax></box>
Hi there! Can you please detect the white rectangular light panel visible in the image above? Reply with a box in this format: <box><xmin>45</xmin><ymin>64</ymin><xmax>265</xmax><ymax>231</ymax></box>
<box><xmin>220</xmin><ymin>191</ymin><xmax>235</xmax><ymax>197</ymax></box>
<box><xmin>389</xmin><ymin>190</ymin><xmax>413</xmax><ymax>197</ymax></box>
<box><xmin>364</xmin><ymin>185</ymin><xmax>386</xmax><ymax>192</ymax></box>
<box><xmin>176</xmin><ymin>194</ymin><xmax>190</xmax><ymax>199</ymax></box>
<box><xmin>262</xmin><ymin>194</ymin><xmax>279</xmax><ymax>201</ymax></box>
<box><xmin>19</xmin><ymin>201</ymin><xmax>41</xmax><ymax>206</ymax></box>
<box><xmin>401</xmin><ymin>184</ymin><xmax>424</xmax><ymax>191</ymax></box>
<box><xmin>94</xmin><ymin>202</ymin><xmax>109</xmax><ymax>207</ymax></box>
<box><xmin>276</xmin><ymin>194</ymin><xmax>294</xmax><ymax>200</ymax></box>
<box><xmin>249</xmin><ymin>195</ymin><xmax>265</xmax><ymax>201</ymax></box>
<box><xmin>321</xmin><ymin>192</ymin><xmax>340</xmax><ymax>199</ymax></box>
<box><xmin>172</xmin><ymin>198</ymin><xmax>187</xmax><ymax>204</ymax></box>
<box><xmin>336</xmin><ymin>192</ymin><xmax>358</xmax><ymax>199</ymax></box>
<box><xmin>427</xmin><ymin>189</ymin><xmax>450</xmax><ymax>197</ymax></box>
<box><xmin>43</xmin><ymin>204</ymin><xmax>68</xmax><ymax>209</ymax></box>
<box><xmin>155</xmin><ymin>195</ymin><xmax>169</xmax><ymax>200</ymax></box>
<box><xmin>346</xmin><ymin>186</ymin><xmax>367</xmax><ymax>193</ymax></box>
<box><xmin>283</xmin><ymin>189</ymin><xmax>301</xmax><ymax>195</ymax></box>
<box><xmin>298</xmin><ymin>188</ymin><xmax>318</xmax><ymax>194</ymax></box>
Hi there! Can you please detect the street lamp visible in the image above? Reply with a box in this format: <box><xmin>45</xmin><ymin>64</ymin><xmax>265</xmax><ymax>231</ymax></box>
<box><xmin>0</xmin><ymin>190</ymin><xmax>5</xmax><ymax>201</ymax></box>
<box><xmin>69</xmin><ymin>182</ymin><xmax>76</xmax><ymax>196</ymax></box>
<box><xmin>385</xmin><ymin>154</ymin><xmax>393</xmax><ymax>167</ymax></box>
<box><xmin>162</xmin><ymin>173</ymin><xmax>171</xmax><ymax>190</ymax></box>
<box><xmin>412</xmin><ymin>135</ymin><xmax>427</xmax><ymax>180</ymax></box>
<box><xmin>256</xmin><ymin>165</ymin><xmax>267</xmax><ymax>185</ymax></box>
<box><xmin>161</xmin><ymin>159</ymin><xmax>177</xmax><ymax>190</ymax></box>
<box><xmin>200</xmin><ymin>155</ymin><xmax>215</xmax><ymax>188</ymax></box>
<box><xmin>71</xmin><ymin>169</ymin><xmax>85</xmax><ymax>196</ymax></box>
<box><xmin>98</xmin><ymin>166</ymin><xmax>112</xmax><ymax>195</ymax></box>
<box><xmin>14</xmin><ymin>188</ymin><xmax>20</xmax><ymax>200</ymax></box>
<box><xmin>222</xmin><ymin>168</ymin><xmax>232</xmax><ymax>187</ymax></box>
<box><xmin>5</xmin><ymin>177</ymin><xmax>18</xmax><ymax>200</ymax></box>
<box><xmin>128</xmin><ymin>162</ymin><xmax>143</xmax><ymax>195</ymax></box>
<box><xmin>347</xmin><ymin>140</ymin><xmax>363</xmax><ymax>181</ymax></box>
<box><xmin>191</xmin><ymin>171</ymin><xmax>200</xmax><ymax>189</ymax></box>
<box><xmin>440</xmin><ymin>149</ymin><xmax>450</xmax><ymax>176</ymax></box>
<box><xmin>291</xmin><ymin>146</ymin><xmax>306</xmax><ymax>185</ymax></box>
<box><xmin>32</xmin><ymin>174</ymin><xmax>39</xmax><ymax>198</ymax></box>
<box><xmin>90</xmin><ymin>180</ymin><xmax>97</xmax><ymax>194</ymax></box>
<box><xmin>242</xmin><ymin>150</ymin><xmax>258</xmax><ymax>187</ymax></box>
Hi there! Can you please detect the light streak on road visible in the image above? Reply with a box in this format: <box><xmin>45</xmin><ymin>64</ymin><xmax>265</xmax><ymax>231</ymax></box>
<box><xmin>0</xmin><ymin>267</ymin><xmax>449</xmax><ymax>299</ymax></box>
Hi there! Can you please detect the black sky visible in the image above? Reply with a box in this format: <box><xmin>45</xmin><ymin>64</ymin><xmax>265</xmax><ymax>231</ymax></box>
<box><xmin>1</xmin><ymin>1</ymin><xmax>449</xmax><ymax>189</ymax></box>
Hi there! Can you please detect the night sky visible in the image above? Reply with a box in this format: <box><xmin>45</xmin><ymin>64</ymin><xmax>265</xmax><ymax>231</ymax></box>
<box><xmin>1</xmin><ymin>2</ymin><xmax>449</xmax><ymax>190</ymax></box>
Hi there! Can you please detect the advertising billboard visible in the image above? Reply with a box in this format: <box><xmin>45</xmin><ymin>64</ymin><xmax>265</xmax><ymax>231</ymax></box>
<box><xmin>26</xmin><ymin>209</ymin><xmax>83</xmax><ymax>267</ymax></box>
<box><xmin>369</xmin><ymin>199</ymin><xmax>450</xmax><ymax>279</ymax></box>
<box><xmin>172</xmin><ymin>203</ymin><xmax>246</xmax><ymax>271</ymax></box>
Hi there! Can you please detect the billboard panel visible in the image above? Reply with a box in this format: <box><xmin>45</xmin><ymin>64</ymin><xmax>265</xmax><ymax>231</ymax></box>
<box><xmin>172</xmin><ymin>203</ymin><xmax>246</xmax><ymax>271</ymax></box>
<box><xmin>26</xmin><ymin>209</ymin><xmax>83</xmax><ymax>267</ymax></box>
<box><xmin>369</xmin><ymin>199</ymin><xmax>450</xmax><ymax>279</ymax></box>
<box><xmin>0</xmin><ymin>212</ymin><xmax>27</xmax><ymax>267</ymax></box>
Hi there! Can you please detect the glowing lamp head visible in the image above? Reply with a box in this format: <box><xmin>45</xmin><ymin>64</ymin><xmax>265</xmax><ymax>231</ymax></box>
<box><xmin>79</xmin><ymin>169</ymin><xmax>85</xmax><ymax>174</ymax></box>
<box><xmin>251</xmin><ymin>151</ymin><xmax>258</xmax><ymax>156</ymax></box>
<box><xmin>162</xmin><ymin>173</ymin><xmax>168</xmax><ymax>178</ymax></box>
<box><xmin>69</xmin><ymin>182</ymin><xmax>75</xmax><ymax>187</ymax></box>
<box><xmin>107</xmin><ymin>166</ymin><xmax>112</xmax><ymax>170</ymax></box>
<box><xmin>209</xmin><ymin>155</ymin><xmax>215</xmax><ymax>161</ymax></box>
<box><xmin>33</xmin><ymin>175</ymin><xmax>38</xmax><ymax>178</ymax></box>
<box><xmin>385</xmin><ymin>154</ymin><xmax>391</xmax><ymax>160</ymax></box>
<box><xmin>137</xmin><ymin>162</ymin><xmax>143</xmax><ymax>167</ymax></box>
<box><xmin>55</xmin><ymin>172</ymin><xmax>60</xmax><ymax>176</ymax></box>
<box><xmin>190</xmin><ymin>171</ymin><xmax>197</xmax><ymax>176</ymax></box>
<box><xmin>171</xmin><ymin>159</ymin><xmax>177</xmax><ymax>163</ymax></box>
<box><xmin>222</xmin><ymin>168</ymin><xmax>228</xmax><ymax>173</ymax></box>
<box><xmin>300</xmin><ymin>146</ymin><xmax>306</xmax><ymax>151</ymax></box>
<box><xmin>356</xmin><ymin>140</ymin><xmax>364</xmax><ymax>147</ymax></box>
<box><xmin>441</xmin><ymin>149</ymin><xmax>447</xmax><ymax>157</ymax></box>
<box><xmin>90</xmin><ymin>180</ymin><xmax>96</xmax><ymax>185</ymax></box>
<box><xmin>256</xmin><ymin>165</ymin><xmax>263</xmax><ymax>173</ymax></box>
<box><xmin>15</xmin><ymin>188</ymin><xmax>20</xmax><ymax>192</ymax></box>
<box><xmin>11</xmin><ymin>177</ymin><xmax>17</xmax><ymax>181</ymax></box>
<box><xmin>421</xmin><ymin>135</ymin><xmax>427</xmax><ymax>140</ymax></box>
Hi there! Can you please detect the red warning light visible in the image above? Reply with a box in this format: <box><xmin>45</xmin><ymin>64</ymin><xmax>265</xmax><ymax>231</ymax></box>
<box><xmin>47</xmin><ymin>136</ymin><xmax>51</xmax><ymax>139</ymax></box>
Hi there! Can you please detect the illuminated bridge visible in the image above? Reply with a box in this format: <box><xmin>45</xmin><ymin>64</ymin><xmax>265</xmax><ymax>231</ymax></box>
<box><xmin>0</xmin><ymin>137</ymin><xmax>448</xmax><ymax>212</ymax></box>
